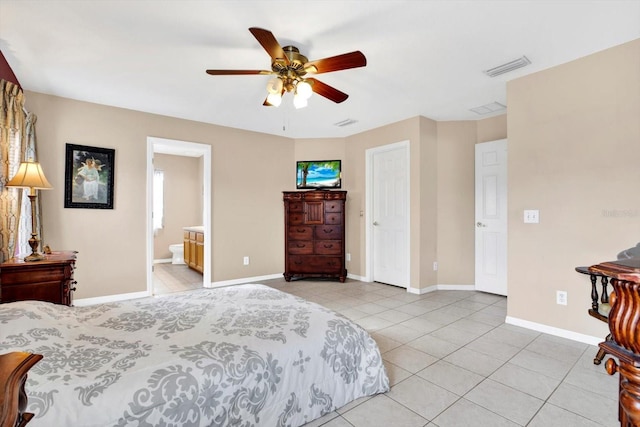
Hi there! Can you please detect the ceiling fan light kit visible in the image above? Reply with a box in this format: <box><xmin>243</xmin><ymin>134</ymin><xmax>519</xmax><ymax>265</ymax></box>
<box><xmin>206</xmin><ymin>27</ymin><xmax>367</xmax><ymax>109</ymax></box>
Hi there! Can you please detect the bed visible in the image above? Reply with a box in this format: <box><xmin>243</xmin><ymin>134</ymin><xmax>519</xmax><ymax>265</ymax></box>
<box><xmin>0</xmin><ymin>284</ymin><xmax>389</xmax><ymax>426</ymax></box>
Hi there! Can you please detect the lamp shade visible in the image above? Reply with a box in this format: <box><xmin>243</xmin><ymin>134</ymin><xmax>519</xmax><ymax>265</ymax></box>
<box><xmin>6</xmin><ymin>160</ymin><xmax>53</xmax><ymax>191</ymax></box>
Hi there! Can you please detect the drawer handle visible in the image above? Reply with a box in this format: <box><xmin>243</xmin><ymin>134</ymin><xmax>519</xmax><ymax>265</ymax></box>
<box><xmin>296</xmin><ymin>228</ymin><xmax>306</xmax><ymax>232</ymax></box>
<box><xmin>323</xmin><ymin>229</ymin><xmax>333</xmax><ymax>233</ymax></box>
<box><xmin>296</xmin><ymin>244</ymin><xmax>306</xmax><ymax>248</ymax></box>
<box><xmin>323</xmin><ymin>244</ymin><xmax>334</xmax><ymax>248</ymax></box>
<box><xmin>294</xmin><ymin>261</ymin><xmax>303</xmax><ymax>265</ymax></box>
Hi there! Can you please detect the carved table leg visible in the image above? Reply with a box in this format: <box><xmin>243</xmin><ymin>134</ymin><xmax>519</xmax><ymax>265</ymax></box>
<box><xmin>606</xmin><ymin>357</ymin><xmax>640</xmax><ymax>426</ymax></box>
<box><xmin>590</xmin><ymin>274</ymin><xmax>600</xmax><ymax>311</ymax></box>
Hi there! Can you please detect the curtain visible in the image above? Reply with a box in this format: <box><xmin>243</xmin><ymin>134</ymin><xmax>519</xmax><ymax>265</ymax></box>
<box><xmin>0</xmin><ymin>79</ymin><xmax>27</xmax><ymax>262</ymax></box>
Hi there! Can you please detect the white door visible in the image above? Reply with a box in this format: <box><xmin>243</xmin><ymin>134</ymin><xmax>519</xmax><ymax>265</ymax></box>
<box><xmin>369</xmin><ymin>142</ymin><xmax>409</xmax><ymax>288</ymax></box>
<box><xmin>475</xmin><ymin>139</ymin><xmax>507</xmax><ymax>295</ymax></box>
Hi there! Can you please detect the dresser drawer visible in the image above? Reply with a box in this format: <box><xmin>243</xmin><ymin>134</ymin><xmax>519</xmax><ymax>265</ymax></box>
<box><xmin>288</xmin><ymin>256</ymin><xmax>343</xmax><ymax>273</ymax></box>
<box><xmin>288</xmin><ymin>201</ymin><xmax>304</xmax><ymax>212</ymax></box>
<box><xmin>288</xmin><ymin>212</ymin><xmax>304</xmax><ymax>225</ymax></box>
<box><xmin>1</xmin><ymin>281</ymin><xmax>63</xmax><ymax>304</ymax></box>
<box><xmin>325</xmin><ymin>212</ymin><xmax>342</xmax><ymax>225</ymax></box>
<box><xmin>314</xmin><ymin>225</ymin><xmax>343</xmax><ymax>240</ymax></box>
<box><xmin>0</xmin><ymin>265</ymin><xmax>68</xmax><ymax>285</ymax></box>
<box><xmin>325</xmin><ymin>201</ymin><xmax>343</xmax><ymax>213</ymax></box>
<box><xmin>288</xmin><ymin>226</ymin><xmax>313</xmax><ymax>240</ymax></box>
<box><xmin>288</xmin><ymin>240</ymin><xmax>314</xmax><ymax>255</ymax></box>
<box><xmin>314</xmin><ymin>240</ymin><xmax>341</xmax><ymax>255</ymax></box>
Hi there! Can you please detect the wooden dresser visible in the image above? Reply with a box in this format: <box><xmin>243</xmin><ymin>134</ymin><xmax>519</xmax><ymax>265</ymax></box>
<box><xmin>283</xmin><ymin>190</ymin><xmax>347</xmax><ymax>282</ymax></box>
<box><xmin>0</xmin><ymin>251</ymin><xmax>77</xmax><ymax>306</ymax></box>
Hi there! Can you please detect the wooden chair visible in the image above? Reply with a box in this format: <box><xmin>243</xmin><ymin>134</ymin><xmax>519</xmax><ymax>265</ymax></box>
<box><xmin>575</xmin><ymin>266</ymin><xmax>612</xmax><ymax>365</ymax></box>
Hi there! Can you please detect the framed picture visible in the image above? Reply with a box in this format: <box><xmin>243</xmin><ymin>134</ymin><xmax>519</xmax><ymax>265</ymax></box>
<box><xmin>296</xmin><ymin>160</ymin><xmax>342</xmax><ymax>189</ymax></box>
<box><xmin>64</xmin><ymin>143</ymin><xmax>115</xmax><ymax>209</ymax></box>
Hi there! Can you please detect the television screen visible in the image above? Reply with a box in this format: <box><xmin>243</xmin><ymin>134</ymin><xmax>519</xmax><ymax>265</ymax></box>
<box><xmin>296</xmin><ymin>160</ymin><xmax>342</xmax><ymax>189</ymax></box>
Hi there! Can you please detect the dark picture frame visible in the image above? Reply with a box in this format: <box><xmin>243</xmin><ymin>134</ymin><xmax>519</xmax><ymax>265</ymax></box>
<box><xmin>64</xmin><ymin>143</ymin><xmax>115</xmax><ymax>209</ymax></box>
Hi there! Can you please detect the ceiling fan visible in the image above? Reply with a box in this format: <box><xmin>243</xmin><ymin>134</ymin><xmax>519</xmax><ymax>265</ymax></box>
<box><xmin>206</xmin><ymin>27</ymin><xmax>367</xmax><ymax>108</ymax></box>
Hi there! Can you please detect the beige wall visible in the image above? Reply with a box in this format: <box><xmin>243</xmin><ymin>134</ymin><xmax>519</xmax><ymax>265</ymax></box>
<box><xmin>507</xmin><ymin>38</ymin><xmax>640</xmax><ymax>339</ymax></box>
<box><xmin>436</xmin><ymin>121</ymin><xmax>477</xmax><ymax>284</ymax></box>
<box><xmin>22</xmin><ymin>39</ymin><xmax>636</xmax><ymax>344</ymax></box>
<box><xmin>152</xmin><ymin>153</ymin><xmax>202</xmax><ymax>260</ymax></box>
<box><xmin>27</xmin><ymin>93</ymin><xmax>293</xmax><ymax>298</ymax></box>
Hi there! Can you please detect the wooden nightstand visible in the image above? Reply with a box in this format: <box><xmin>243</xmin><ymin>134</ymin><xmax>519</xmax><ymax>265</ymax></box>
<box><xmin>0</xmin><ymin>251</ymin><xmax>77</xmax><ymax>306</ymax></box>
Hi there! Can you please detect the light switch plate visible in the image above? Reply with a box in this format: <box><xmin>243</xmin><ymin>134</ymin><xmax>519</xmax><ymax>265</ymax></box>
<box><xmin>524</xmin><ymin>209</ymin><xmax>539</xmax><ymax>223</ymax></box>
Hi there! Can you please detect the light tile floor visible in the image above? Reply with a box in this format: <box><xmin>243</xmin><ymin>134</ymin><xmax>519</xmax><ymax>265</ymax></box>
<box><xmin>154</xmin><ymin>271</ymin><xmax>620</xmax><ymax>427</ymax></box>
<box><xmin>152</xmin><ymin>262</ymin><xmax>203</xmax><ymax>295</ymax></box>
<box><xmin>262</xmin><ymin>278</ymin><xmax>619</xmax><ymax>427</ymax></box>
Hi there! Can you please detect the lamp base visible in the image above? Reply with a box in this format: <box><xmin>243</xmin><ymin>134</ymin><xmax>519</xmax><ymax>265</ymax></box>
<box><xmin>23</xmin><ymin>252</ymin><xmax>46</xmax><ymax>262</ymax></box>
<box><xmin>24</xmin><ymin>231</ymin><xmax>45</xmax><ymax>262</ymax></box>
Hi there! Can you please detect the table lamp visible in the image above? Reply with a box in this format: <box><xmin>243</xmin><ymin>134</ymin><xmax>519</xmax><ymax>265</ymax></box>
<box><xmin>6</xmin><ymin>159</ymin><xmax>52</xmax><ymax>261</ymax></box>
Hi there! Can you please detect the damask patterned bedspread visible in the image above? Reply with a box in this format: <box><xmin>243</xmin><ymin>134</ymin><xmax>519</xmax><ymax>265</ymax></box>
<box><xmin>0</xmin><ymin>284</ymin><xmax>389</xmax><ymax>426</ymax></box>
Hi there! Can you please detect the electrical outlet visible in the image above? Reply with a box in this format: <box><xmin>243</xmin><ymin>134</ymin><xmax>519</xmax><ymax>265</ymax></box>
<box><xmin>556</xmin><ymin>290</ymin><xmax>567</xmax><ymax>305</ymax></box>
<box><xmin>346</xmin><ymin>253</ymin><xmax>351</xmax><ymax>262</ymax></box>
<box><xmin>433</xmin><ymin>261</ymin><xmax>438</xmax><ymax>271</ymax></box>
<box><xmin>243</xmin><ymin>256</ymin><xmax>249</xmax><ymax>266</ymax></box>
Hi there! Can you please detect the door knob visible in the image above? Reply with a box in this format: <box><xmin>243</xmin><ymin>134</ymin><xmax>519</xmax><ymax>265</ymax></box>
<box><xmin>476</xmin><ymin>222</ymin><xmax>487</xmax><ymax>227</ymax></box>
<box><xmin>373</xmin><ymin>221</ymin><xmax>379</xmax><ymax>226</ymax></box>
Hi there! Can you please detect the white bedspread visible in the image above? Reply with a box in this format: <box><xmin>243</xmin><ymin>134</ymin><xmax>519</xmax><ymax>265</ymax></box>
<box><xmin>0</xmin><ymin>284</ymin><xmax>389</xmax><ymax>426</ymax></box>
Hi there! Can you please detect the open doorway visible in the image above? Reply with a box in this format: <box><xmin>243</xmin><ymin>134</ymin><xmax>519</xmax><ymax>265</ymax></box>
<box><xmin>146</xmin><ymin>137</ymin><xmax>211</xmax><ymax>295</ymax></box>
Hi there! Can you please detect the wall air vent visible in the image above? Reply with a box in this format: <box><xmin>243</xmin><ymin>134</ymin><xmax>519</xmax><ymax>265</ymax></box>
<box><xmin>470</xmin><ymin>101</ymin><xmax>506</xmax><ymax>115</ymax></box>
<box><xmin>334</xmin><ymin>118</ymin><xmax>358</xmax><ymax>127</ymax></box>
<box><xmin>484</xmin><ymin>56</ymin><xmax>531</xmax><ymax>77</ymax></box>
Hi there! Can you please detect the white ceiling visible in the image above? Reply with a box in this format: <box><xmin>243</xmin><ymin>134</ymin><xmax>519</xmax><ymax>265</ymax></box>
<box><xmin>1</xmin><ymin>1</ymin><xmax>638</xmax><ymax>139</ymax></box>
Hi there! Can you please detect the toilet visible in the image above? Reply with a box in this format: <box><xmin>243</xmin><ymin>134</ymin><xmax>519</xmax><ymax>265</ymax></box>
<box><xmin>168</xmin><ymin>244</ymin><xmax>185</xmax><ymax>265</ymax></box>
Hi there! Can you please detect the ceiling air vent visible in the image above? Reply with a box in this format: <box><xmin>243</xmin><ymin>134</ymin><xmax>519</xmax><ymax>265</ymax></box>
<box><xmin>484</xmin><ymin>56</ymin><xmax>531</xmax><ymax>77</ymax></box>
<box><xmin>334</xmin><ymin>118</ymin><xmax>358</xmax><ymax>127</ymax></box>
<box><xmin>470</xmin><ymin>102</ymin><xmax>506</xmax><ymax>115</ymax></box>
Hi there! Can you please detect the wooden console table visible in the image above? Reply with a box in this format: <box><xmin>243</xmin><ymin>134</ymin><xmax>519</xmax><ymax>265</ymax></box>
<box><xmin>589</xmin><ymin>258</ymin><xmax>640</xmax><ymax>427</ymax></box>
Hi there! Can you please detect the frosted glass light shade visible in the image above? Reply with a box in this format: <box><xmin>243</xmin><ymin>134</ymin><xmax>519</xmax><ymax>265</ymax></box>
<box><xmin>296</xmin><ymin>80</ymin><xmax>312</xmax><ymax>99</ymax></box>
<box><xmin>267</xmin><ymin>92</ymin><xmax>282</xmax><ymax>107</ymax></box>
<box><xmin>267</xmin><ymin>77</ymin><xmax>283</xmax><ymax>94</ymax></box>
<box><xmin>293</xmin><ymin>94</ymin><xmax>308</xmax><ymax>109</ymax></box>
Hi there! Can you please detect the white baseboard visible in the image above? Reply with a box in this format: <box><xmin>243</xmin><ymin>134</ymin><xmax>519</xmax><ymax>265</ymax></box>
<box><xmin>506</xmin><ymin>316</ymin><xmax>602</xmax><ymax>346</ymax></box>
<box><xmin>153</xmin><ymin>258</ymin><xmax>172</xmax><ymax>264</ymax></box>
<box><xmin>209</xmin><ymin>273</ymin><xmax>283</xmax><ymax>288</ymax></box>
<box><xmin>408</xmin><ymin>284</ymin><xmax>475</xmax><ymax>295</ymax></box>
<box><xmin>347</xmin><ymin>272</ymin><xmax>366</xmax><ymax>282</ymax></box>
<box><xmin>74</xmin><ymin>291</ymin><xmax>150</xmax><ymax>306</ymax></box>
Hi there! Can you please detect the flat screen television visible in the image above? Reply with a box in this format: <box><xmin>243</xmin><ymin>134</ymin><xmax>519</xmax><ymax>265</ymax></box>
<box><xmin>296</xmin><ymin>160</ymin><xmax>342</xmax><ymax>189</ymax></box>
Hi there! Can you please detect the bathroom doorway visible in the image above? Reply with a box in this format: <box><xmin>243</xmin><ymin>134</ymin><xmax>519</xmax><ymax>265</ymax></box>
<box><xmin>146</xmin><ymin>137</ymin><xmax>212</xmax><ymax>295</ymax></box>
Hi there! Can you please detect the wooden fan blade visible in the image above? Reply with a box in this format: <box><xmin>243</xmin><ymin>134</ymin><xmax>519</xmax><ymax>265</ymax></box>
<box><xmin>206</xmin><ymin>69</ymin><xmax>273</xmax><ymax>75</ymax></box>
<box><xmin>249</xmin><ymin>27</ymin><xmax>289</xmax><ymax>64</ymax></box>
<box><xmin>307</xmin><ymin>78</ymin><xmax>349</xmax><ymax>103</ymax></box>
<box><xmin>304</xmin><ymin>51</ymin><xmax>366</xmax><ymax>74</ymax></box>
